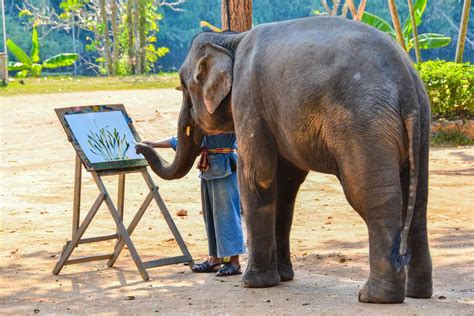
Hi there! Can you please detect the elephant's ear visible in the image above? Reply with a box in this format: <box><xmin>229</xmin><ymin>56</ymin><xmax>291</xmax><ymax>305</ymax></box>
<box><xmin>194</xmin><ymin>43</ymin><xmax>233</xmax><ymax>114</ymax></box>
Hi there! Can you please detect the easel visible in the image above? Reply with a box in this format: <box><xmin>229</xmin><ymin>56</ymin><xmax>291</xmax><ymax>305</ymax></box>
<box><xmin>53</xmin><ymin>105</ymin><xmax>193</xmax><ymax>280</ymax></box>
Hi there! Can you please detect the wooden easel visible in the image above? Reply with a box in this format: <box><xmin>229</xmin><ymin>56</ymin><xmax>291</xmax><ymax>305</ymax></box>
<box><xmin>52</xmin><ymin>154</ymin><xmax>194</xmax><ymax>281</ymax></box>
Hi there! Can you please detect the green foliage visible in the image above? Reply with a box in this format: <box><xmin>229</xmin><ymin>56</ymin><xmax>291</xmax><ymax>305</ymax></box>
<box><xmin>30</xmin><ymin>26</ymin><xmax>40</xmax><ymax>63</ymax></box>
<box><xmin>430</xmin><ymin>131</ymin><xmax>474</xmax><ymax>147</ymax></box>
<box><xmin>361</xmin><ymin>0</ymin><xmax>451</xmax><ymax>52</ymax></box>
<box><xmin>42</xmin><ymin>53</ymin><xmax>80</xmax><ymax>68</ymax></box>
<box><xmin>419</xmin><ymin>60</ymin><xmax>474</xmax><ymax>120</ymax></box>
<box><xmin>7</xmin><ymin>38</ymin><xmax>32</xmax><ymax>66</ymax></box>
<box><xmin>141</xmin><ymin>2</ymin><xmax>169</xmax><ymax>73</ymax></box>
<box><xmin>60</xmin><ymin>0</ymin><xmax>86</xmax><ymax>12</ymax></box>
<box><xmin>7</xmin><ymin>25</ymin><xmax>78</xmax><ymax>77</ymax></box>
<box><xmin>361</xmin><ymin>12</ymin><xmax>395</xmax><ymax>35</ymax></box>
<box><xmin>19</xmin><ymin>9</ymin><xmax>33</xmax><ymax>18</ymax></box>
<box><xmin>6</xmin><ymin>0</ymin><xmax>474</xmax><ymax>73</ymax></box>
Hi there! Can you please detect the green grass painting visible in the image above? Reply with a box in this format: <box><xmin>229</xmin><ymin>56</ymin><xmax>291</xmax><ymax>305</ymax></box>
<box><xmin>87</xmin><ymin>126</ymin><xmax>131</xmax><ymax>161</ymax></box>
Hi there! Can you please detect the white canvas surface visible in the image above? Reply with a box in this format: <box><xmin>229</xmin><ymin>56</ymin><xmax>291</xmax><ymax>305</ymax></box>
<box><xmin>65</xmin><ymin>111</ymin><xmax>144</xmax><ymax>163</ymax></box>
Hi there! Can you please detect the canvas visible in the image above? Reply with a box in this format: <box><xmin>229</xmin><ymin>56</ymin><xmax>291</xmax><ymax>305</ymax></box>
<box><xmin>65</xmin><ymin>111</ymin><xmax>142</xmax><ymax>163</ymax></box>
<box><xmin>55</xmin><ymin>105</ymin><xmax>148</xmax><ymax>171</ymax></box>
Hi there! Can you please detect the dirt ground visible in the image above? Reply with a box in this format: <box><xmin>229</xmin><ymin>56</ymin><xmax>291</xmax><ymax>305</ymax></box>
<box><xmin>1</xmin><ymin>89</ymin><xmax>473</xmax><ymax>315</ymax></box>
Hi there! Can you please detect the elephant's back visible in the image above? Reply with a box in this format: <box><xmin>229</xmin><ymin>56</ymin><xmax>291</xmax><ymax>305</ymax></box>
<box><xmin>234</xmin><ymin>16</ymin><xmax>414</xmax><ymax>122</ymax></box>
<box><xmin>233</xmin><ymin>16</ymin><xmax>418</xmax><ymax>173</ymax></box>
<box><xmin>237</xmin><ymin>16</ymin><xmax>410</xmax><ymax>87</ymax></box>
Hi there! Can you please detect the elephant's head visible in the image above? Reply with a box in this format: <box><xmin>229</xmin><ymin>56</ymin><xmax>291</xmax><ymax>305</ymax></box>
<box><xmin>178</xmin><ymin>39</ymin><xmax>235</xmax><ymax>133</ymax></box>
<box><xmin>136</xmin><ymin>33</ymin><xmax>236</xmax><ymax>180</ymax></box>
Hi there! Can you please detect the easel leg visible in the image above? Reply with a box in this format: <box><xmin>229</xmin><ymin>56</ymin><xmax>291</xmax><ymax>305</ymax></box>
<box><xmin>72</xmin><ymin>154</ymin><xmax>82</xmax><ymax>240</ymax></box>
<box><xmin>53</xmin><ymin>194</ymin><xmax>104</xmax><ymax>275</ymax></box>
<box><xmin>92</xmin><ymin>173</ymin><xmax>150</xmax><ymax>281</ymax></box>
<box><xmin>141</xmin><ymin>170</ymin><xmax>194</xmax><ymax>268</ymax></box>
<box><xmin>117</xmin><ymin>173</ymin><xmax>125</xmax><ymax>219</ymax></box>
<box><xmin>107</xmin><ymin>190</ymin><xmax>154</xmax><ymax>267</ymax></box>
<box><xmin>114</xmin><ymin>174</ymin><xmax>125</xmax><ymax>246</ymax></box>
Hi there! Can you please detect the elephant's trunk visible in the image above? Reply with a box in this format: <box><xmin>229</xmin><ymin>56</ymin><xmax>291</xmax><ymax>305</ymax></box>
<box><xmin>143</xmin><ymin>104</ymin><xmax>204</xmax><ymax>180</ymax></box>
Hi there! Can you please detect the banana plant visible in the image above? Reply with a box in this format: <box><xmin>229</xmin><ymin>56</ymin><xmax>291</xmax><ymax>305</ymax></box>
<box><xmin>7</xmin><ymin>25</ymin><xmax>78</xmax><ymax>77</ymax></box>
<box><xmin>361</xmin><ymin>0</ymin><xmax>451</xmax><ymax>52</ymax></box>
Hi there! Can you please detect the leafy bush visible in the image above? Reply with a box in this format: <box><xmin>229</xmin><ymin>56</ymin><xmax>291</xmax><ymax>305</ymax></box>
<box><xmin>430</xmin><ymin>131</ymin><xmax>474</xmax><ymax>147</ymax></box>
<box><xmin>419</xmin><ymin>60</ymin><xmax>474</xmax><ymax>120</ymax></box>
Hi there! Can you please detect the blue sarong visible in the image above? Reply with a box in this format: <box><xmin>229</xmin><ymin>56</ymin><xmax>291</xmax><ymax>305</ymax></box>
<box><xmin>169</xmin><ymin>134</ymin><xmax>245</xmax><ymax>257</ymax></box>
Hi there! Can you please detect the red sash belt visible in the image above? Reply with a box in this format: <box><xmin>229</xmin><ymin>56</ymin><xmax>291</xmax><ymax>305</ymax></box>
<box><xmin>197</xmin><ymin>147</ymin><xmax>236</xmax><ymax>171</ymax></box>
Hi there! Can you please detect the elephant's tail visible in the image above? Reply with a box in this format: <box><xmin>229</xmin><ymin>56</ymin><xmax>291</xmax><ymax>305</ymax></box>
<box><xmin>400</xmin><ymin>114</ymin><xmax>420</xmax><ymax>251</ymax></box>
<box><xmin>394</xmin><ymin>80</ymin><xmax>422</xmax><ymax>272</ymax></box>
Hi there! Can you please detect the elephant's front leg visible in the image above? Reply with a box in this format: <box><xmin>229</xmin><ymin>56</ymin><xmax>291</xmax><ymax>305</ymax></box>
<box><xmin>275</xmin><ymin>157</ymin><xmax>308</xmax><ymax>281</ymax></box>
<box><xmin>238</xmin><ymin>133</ymin><xmax>280</xmax><ymax>288</ymax></box>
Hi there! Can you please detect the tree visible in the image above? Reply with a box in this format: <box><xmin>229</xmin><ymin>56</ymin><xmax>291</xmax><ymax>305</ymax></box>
<box><xmin>407</xmin><ymin>0</ymin><xmax>422</xmax><ymax>62</ymax></box>
<box><xmin>388</xmin><ymin>0</ymin><xmax>407</xmax><ymax>51</ymax></box>
<box><xmin>362</xmin><ymin>0</ymin><xmax>451</xmax><ymax>55</ymax></box>
<box><xmin>346</xmin><ymin>0</ymin><xmax>366</xmax><ymax>21</ymax></box>
<box><xmin>320</xmin><ymin>0</ymin><xmax>349</xmax><ymax>17</ymax></box>
<box><xmin>98</xmin><ymin>0</ymin><xmax>113</xmax><ymax>74</ymax></box>
<box><xmin>19</xmin><ymin>0</ymin><xmax>184</xmax><ymax>75</ymax></box>
<box><xmin>455</xmin><ymin>0</ymin><xmax>471</xmax><ymax>62</ymax></box>
<box><xmin>221</xmin><ymin>0</ymin><xmax>252</xmax><ymax>32</ymax></box>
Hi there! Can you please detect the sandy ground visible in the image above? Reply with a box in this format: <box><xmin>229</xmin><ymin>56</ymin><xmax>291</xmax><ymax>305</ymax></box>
<box><xmin>0</xmin><ymin>89</ymin><xmax>473</xmax><ymax>315</ymax></box>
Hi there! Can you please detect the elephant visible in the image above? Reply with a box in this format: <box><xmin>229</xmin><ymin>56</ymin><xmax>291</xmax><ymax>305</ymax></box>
<box><xmin>136</xmin><ymin>16</ymin><xmax>432</xmax><ymax>304</ymax></box>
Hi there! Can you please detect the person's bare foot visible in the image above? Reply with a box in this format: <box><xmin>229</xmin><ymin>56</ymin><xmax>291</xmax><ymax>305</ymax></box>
<box><xmin>208</xmin><ymin>256</ymin><xmax>221</xmax><ymax>265</ymax></box>
<box><xmin>229</xmin><ymin>255</ymin><xmax>240</xmax><ymax>269</ymax></box>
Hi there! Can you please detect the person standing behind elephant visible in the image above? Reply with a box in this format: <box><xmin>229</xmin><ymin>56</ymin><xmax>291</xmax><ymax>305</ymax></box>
<box><xmin>142</xmin><ymin>133</ymin><xmax>245</xmax><ymax>276</ymax></box>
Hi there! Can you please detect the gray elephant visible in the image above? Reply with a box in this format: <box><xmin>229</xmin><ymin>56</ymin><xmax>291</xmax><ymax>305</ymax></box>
<box><xmin>136</xmin><ymin>16</ymin><xmax>432</xmax><ymax>304</ymax></box>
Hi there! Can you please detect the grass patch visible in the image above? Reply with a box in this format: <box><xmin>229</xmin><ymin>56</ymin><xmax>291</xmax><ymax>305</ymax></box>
<box><xmin>0</xmin><ymin>73</ymin><xmax>180</xmax><ymax>96</ymax></box>
<box><xmin>430</xmin><ymin>131</ymin><xmax>474</xmax><ymax>147</ymax></box>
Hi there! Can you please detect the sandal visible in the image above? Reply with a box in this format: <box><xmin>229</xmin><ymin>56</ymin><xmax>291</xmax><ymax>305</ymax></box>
<box><xmin>192</xmin><ymin>260</ymin><xmax>221</xmax><ymax>273</ymax></box>
<box><xmin>216</xmin><ymin>263</ymin><xmax>242</xmax><ymax>277</ymax></box>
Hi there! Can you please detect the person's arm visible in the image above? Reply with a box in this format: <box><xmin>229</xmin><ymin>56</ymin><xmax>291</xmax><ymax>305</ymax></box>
<box><xmin>142</xmin><ymin>138</ymin><xmax>174</xmax><ymax>149</ymax></box>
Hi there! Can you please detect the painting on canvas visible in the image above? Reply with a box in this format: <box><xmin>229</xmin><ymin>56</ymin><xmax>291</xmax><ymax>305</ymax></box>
<box><xmin>65</xmin><ymin>111</ymin><xmax>143</xmax><ymax>163</ymax></box>
<box><xmin>55</xmin><ymin>105</ymin><xmax>148</xmax><ymax>171</ymax></box>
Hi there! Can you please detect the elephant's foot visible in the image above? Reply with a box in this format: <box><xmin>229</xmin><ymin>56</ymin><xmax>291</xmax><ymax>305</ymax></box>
<box><xmin>407</xmin><ymin>272</ymin><xmax>432</xmax><ymax>298</ymax></box>
<box><xmin>277</xmin><ymin>262</ymin><xmax>294</xmax><ymax>282</ymax></box>
<box><xmin>241</xmin><ymin>268</ymin><xmax>280</xmax><ymax>288</ymax></box>
<box><xmin>358</xmin><ymin>276</ymin><xmax>406</xmax><ymax>304</ymax></box>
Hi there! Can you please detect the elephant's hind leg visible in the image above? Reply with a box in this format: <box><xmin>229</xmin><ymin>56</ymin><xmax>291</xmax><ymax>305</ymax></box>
<box><xmin>275</xmin><ymin>157</ymin><xmax>308</xmax><ymax>282</ymax></box>
<box><xmin>340</xmin><ymin>159</ymin><xmax>407</xmax><ymax>303</ymax></box>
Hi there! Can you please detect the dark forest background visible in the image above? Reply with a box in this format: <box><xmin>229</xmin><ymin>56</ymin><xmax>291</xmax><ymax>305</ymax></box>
<box><xmin>2</xmin><ymin>0</ymin><xmax>473</xmax><ymax>75</ymax></box>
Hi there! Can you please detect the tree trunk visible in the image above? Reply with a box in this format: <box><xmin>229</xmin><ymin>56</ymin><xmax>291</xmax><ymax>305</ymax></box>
<box><xmin>110</xmin><ymin>0</ymin><xmax>120</xmax><ymax>75</ymax></box>
<box><xmin>126</xmin><ymin>0</ymin><xmax>135</xmax><ymax>74</ymax></box>
<box><xmin>135</xmin><ymin>0</ymin><xmax>147</xmax><ymax>74</ymax></box>
<box><xmin>407</xmin><ymin>0</ymin><xmax>422</xmax><ymax>62</ymax></box>
<box><xmin>221</xmin><ymin>0</ymin><xmax>252</xmax><ymax>32</ymax></box>
<box><xmin>346</xmin><ymin>0</ymin><xmax>366</xmax><ymax>21</ymax></box>
<box><xmin>99</xmin><ymin>0</ymin><xmax>113</xmax><ymax>75</ymax></box>
<box><xmin>133</xmin><ymin>0</ymin><xmax>140</xmax><ymax>74</ymax></box>
<box><xmin>388</xmin><ymin>0</ymin><xmax>407</xmax><ymax>51</ymax></box>
<box><xmin>455</xmin><ymin>0</ymin><xmax>472</xmax><ymax>63</ymax></box>
<box><xmin>321</xmin><ymin>0</ymin><xmax>340</xmax><ymax>16</ymax></box>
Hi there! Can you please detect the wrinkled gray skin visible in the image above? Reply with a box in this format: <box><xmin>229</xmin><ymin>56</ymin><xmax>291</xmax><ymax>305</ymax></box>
<box><xmin>136</xmin><ymin>16</ymin><xmax>432</xmax><ymax>303</ymax></box>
